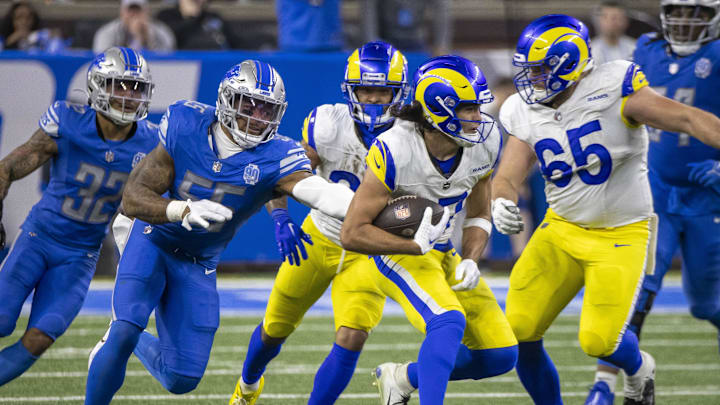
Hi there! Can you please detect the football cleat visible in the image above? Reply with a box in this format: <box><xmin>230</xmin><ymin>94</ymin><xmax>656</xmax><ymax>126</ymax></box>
<box><xmin>623</xmin><ymin>351</ymin><xmax>655</xmax><ymax>405</ymax></box>
<box><xmin>372</xmin><ymin>362</ymin><xmax>415</xmax><ymax>405</ymax></box>
<box><xmin>88</xmin><ymin>322</ymin><xmax>112</xmax><ymax>370</ymax></box>
<box><xmin>229</xmin><ymin>375</ymin><xmax>264</xmax><ymax>405</ymax></box>
<box><xmin>585</xmin><ymin>381</ymin><xmax>615</xmax><ymax>405</ymax></box>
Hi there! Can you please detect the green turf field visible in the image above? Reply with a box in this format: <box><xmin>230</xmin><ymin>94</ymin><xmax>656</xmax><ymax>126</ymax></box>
<box><xmin>0</xmin><ymin>313</ymin><xmax>718</xmax><ymax>404</ymax></box>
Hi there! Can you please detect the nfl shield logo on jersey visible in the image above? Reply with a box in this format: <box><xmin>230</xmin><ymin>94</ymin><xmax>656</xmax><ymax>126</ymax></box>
<box><xmin>105</xmin><ymin>150</ymin><xmax>114</xmax><ymax>163</ymax></box>
<box><xmin>394</xmin><ymin>203</ymin><xmax>411</xmax><ymax>220</ymax></box>
<box><xmin>131</xmin><ymin>152</ymin><xmax>146</xmax><ymax>168</ymax></box>
<box><xmin>695</xmin><ymin>58</ymin><xmax>712</xmax><ymax>79</ymax></box>
<box><xmin>212</xmin><ymin>161</ymin><xmax>222</xmax><ymax>173</ymax></box>
<box><xmin>243</xmin><ymin>163</ymin><xmax>260</xmax><ymax>185</ymax></box>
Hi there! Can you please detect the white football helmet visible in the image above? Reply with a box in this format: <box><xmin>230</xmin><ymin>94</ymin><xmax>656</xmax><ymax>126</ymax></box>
<box><xmin>87</xmin><ymin>47</ymin><xmax>154</xmax><ymax>125</ymax></box>
<box><xmin>216</xmin><ymin>60</ymin><xmax>287</xmax><ymax>149</ymax></box>
<box><xmin>661</xmin><ymin>0</ymin><xmax>720</xmax><ymax>55</ymax></box>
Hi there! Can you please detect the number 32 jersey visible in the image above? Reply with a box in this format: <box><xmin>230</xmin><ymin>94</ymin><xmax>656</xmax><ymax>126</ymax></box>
<box><xmin>500</xmin><ymin>60</ymin><xmax>653</xmax><ymax>228</ymax></box>
<box><xmin>25</xmin><ymin>101</ymin><xmax>158</xmax><ymax>249</ymax></box>
<box><xmin>302</xmin><ymin>103</ymin><xmax>376</xmax><ymax>244</ymax></box>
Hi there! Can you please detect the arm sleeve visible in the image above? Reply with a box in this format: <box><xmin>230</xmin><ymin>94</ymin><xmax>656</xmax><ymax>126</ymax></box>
<box><xmin>365</xmin><ymin>138</ymin><xmax>397</xmax><ymax>192</ymax></box>
<box><xmin>291</xmin><ymin>175</ymin><xmax>354</xmax><ymax>220</ymax></box>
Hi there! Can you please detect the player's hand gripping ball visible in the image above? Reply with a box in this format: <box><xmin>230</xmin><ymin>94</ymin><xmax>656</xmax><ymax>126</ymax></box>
<box><xmin>372</xmin><ymin>195</ymin><xmax>445</xmax><ymax>238</ymax></box>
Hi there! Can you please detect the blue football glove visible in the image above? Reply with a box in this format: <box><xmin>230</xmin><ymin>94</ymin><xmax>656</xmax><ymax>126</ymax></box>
<box><xmin>271</xmin><ymin>208</ymin><xmax>313</xmax><ymax>266</ymax></box>
<box><xmin>687</xmin><ymin>160</ymin><xmax>720</xmax><ymax>187</ymax></box>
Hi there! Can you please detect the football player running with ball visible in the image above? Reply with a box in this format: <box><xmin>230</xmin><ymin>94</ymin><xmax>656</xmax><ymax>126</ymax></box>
<box><xmin>341</xmin><ymin>55</ymin><xmax>518</xmax><ymax>405</ymax></box>
<box><xmin>230</xmin><ymin>41</ymin><xmax>415</xmax><ymax>405</ymax></box>
<box><xmin>0</xmin><ymin>47</ymin><xmax>158</xmax><ymax>387</ymax></box>
<box><xmin>586</xmin><ymin>1</ymin><xmax>720</xmax><ymax>404</ymax></box>
<box><xmin>493</xmin><ymin>14</ymin><xmax>720</xmax><ymax>405</ymax></box>
<box><xmin>84</xmin><ymin>60</ymin><xmax>355</xmax><ymax>404</ymax></box>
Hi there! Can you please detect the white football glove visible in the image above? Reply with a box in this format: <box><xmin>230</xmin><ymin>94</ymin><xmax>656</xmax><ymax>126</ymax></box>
<box><xmin>112</xmin><ymin>213</ymin><xmax>133</xmax><ymax>255</ymax></box>
<box><xmin>451</xmin><ymin>259</ymin><xmax>481</xmax><ymax>291</ymax></box>
<box><xmin>181</xmin><ymin>199</ymin><xmax>233</xmax><ymax>231</ymax></box>
<box><xmin>491</xmin><ymin>198</ymin><xmax>524</xmax><ymax>235</ymax></box>
<box><xmin>412</xmin><ymin>206</ymin><xmax>450</xmax><ymax>255</ymax></box>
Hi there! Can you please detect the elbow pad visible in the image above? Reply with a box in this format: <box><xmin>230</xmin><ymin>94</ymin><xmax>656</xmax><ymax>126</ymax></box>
<box><xmin>291</xmin><ymin>175</ymin><xmax>354</xmax><ymax>220</ymax></box>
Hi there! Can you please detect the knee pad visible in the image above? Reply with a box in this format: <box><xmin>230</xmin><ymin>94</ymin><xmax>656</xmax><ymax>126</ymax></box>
<box><xmin>426</xmin><ymin>310</ymin><xmax>466</xmax><ymax>334</ymax></box>
<box><xmin>689</xmin><ymin>303</ymin><xmax>720</xmax><ymax>321</ymax></box>
<box><xmin>164</xmin><ymin>371</ymin><xmax>201</xmax><ymax>394</ymax></box>
<box><xmin>262</xmin><ymin>319</ymin><xmax>296</xmax><ymax>339</ymax></box>
<box><xmin>578</xmin><ymin>329</ymin><xmax>613</xmax><ymax>358</ymax></box>
<box><xmin>33</xmin><ymin>314</ymin><xmax>67</xmax><ymax>340</ymax></box>
<box><xmin>0</xmin><ymin>314</ymin><xmax>15</xmax><ymax>337</ymax></box>
<box><xmin>507</xmin><ymin>313</ymin><xmax>540</xmax><ymax>342</ymax></box>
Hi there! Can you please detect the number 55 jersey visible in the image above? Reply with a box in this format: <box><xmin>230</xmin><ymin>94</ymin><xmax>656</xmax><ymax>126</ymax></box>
<box><xmin>500</xmin><ymin>60</ymin><xmax>653</xmax><ymax>228</ymax></box>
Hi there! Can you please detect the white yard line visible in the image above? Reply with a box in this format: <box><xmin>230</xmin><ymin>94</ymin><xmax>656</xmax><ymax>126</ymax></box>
<box><xmin>1</xmin><ymin>388</ymin><xmax>718</xmax><ymax>402</ymax></box>
<box><xmin>19</xmin><ymin>362</ymin><xmax>720</xmax><ymax>379</ymax></box>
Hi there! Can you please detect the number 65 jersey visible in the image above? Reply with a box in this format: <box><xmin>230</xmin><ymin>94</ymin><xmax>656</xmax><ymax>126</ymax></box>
<box><xmin>24</xmin><ymin>101</ymin><xmax>158</xmax><ymax>250</ymax></box>
<box><xmin>500</xmin><ymin>60</ymin><xmax>653</xmax><ymax>228</ymax></box>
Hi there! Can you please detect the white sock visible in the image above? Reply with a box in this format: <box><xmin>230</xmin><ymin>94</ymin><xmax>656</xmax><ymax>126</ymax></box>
<box><xmin>595</xmin><ymin>371</ymin><xmax>618</xmax><ymax>392</ymax></box>
<box><xmin>240</xmin><ymin>376</ymin><xmax>261</xmax><ymax>392</ymax></box>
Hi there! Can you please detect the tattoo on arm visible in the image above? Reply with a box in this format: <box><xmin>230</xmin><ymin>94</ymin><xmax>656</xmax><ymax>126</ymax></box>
<box><xmin>0</xmin><ymin>128</ymin><xmax>58</xmax><ymax>201</ymax></box>
<box><xmin>121</xmin><ymin>144</ymin><xmax>176</xmax><ymax>223</ymax></box>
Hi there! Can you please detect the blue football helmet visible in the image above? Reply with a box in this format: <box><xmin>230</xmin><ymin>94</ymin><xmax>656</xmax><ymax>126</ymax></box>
<box><xmin>661</xmin><ymin>0</ymin><xmax>720</xmax><ymax>56</ymax></box>
<box><xmin>87</xmin><ymin>47</ymin><xmax>154</xmax><ymax>125</ymax></box>
<box><xmin>216</xmin><ymin>60</ymin><xmax>287</xmax><ymax>149</ymax></box>
<box><xmin>413</xmin><ymin>55</ymin><xmax>495</xmax><ymax>147</ymax></box>
<box><xmin>341</xmin><ymin>41</ymin><xmax>410</xmax><ymax>131</ymax></box>
<box><xmin>512</xmin><ymin>14</ymin><xmax>593</xmax><ymax>104</ymax></box>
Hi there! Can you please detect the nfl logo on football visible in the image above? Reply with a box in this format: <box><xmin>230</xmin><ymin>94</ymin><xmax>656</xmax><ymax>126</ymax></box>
<box><xmin>244</xmin><ymin>163</ymin><xmax>260</xmax><ymax>185</ymax></box>
<box><xmin>393</xmin><ymin>203</ymin><xmax>411</xmax><ymax>220</ymax></box>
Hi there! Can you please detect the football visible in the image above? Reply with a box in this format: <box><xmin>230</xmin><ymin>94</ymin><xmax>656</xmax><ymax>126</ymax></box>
<box><xmin>372</xmin><ymin>195</ymin><xmax>444</xmax><ymax>238</ymax></box>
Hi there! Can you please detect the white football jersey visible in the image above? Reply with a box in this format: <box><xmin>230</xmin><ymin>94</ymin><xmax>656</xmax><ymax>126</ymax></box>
<box><xmin>302</xmin><ymin>103</ymin><xmax>375</xmax><ymax>244</ymax></box>
<box><xmin>367</xmin><ymin>119</ymin><xmax>502</xmax><ymax>245</ymax></box>
<box><xmin>499</xmin><ymin>60</ymin><xmax>653</xmax><ymax>228</ymax></box>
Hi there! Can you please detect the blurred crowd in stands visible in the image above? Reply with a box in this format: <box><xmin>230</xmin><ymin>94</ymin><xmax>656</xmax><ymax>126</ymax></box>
<box><xmin>0</xmin><ymin>0</ymin><xmax>454</xmax><ymax>54</ymax></box>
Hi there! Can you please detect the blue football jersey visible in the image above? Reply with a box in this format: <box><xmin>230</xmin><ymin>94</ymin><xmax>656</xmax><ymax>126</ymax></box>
<box><xmin>22</xmin><ymin>101</ymin><xmax>158</xmax><ymax>249</ymax></box>
<box><xmin>142</xmin><ymin>100</ymin><xmax>312</xmax><ymax>267</ymax></box>
<box><xmin>634</xmin><ymin>33</ymin><xmax>720</xmax><ymax>215</ymax></box>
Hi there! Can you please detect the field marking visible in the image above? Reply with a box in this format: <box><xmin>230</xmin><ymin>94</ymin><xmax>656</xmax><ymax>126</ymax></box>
<box><xmin>7</xmin><ymin>323</ymin><xmax>717</xmax><ymax>340</ymax></box>
<box><xmin>2</xmin><ymin>389</ymin><xmax>720</xmax><ymax>402</ymax></box>
<box><xmin>20</xmin><ymin>362</ymin><xmax>720</xmax><ymax>379</ymax></box>
<box><xmin>37</xmin><ymin>338</ymin><xmax>719</xmax><ymax>360</ymax></box>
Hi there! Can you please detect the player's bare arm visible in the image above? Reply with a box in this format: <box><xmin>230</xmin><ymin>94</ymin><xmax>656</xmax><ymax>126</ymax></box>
<box><xmin>340</xmin><ymin>169</ymin><xmax>423</xmax><ymax>255</ymax></box>
<box><xmin>301</xmin><ymin>140</ymin><xmax>321</xmax><ymax>169</ymax></box>
<box><xmin>624</xmin><ymin>86</ymin><xmax>720</xmax><ymax>149</ymax></box>
<box><xmin>491</xmin><ymin>135</ymin><xmax>537</xmax><ymax>204</ymax></box>
<box><xmin>122</xmin><ymin>143</ymin><xmax>177</xmax><ymax>223</ymax></box>
<box><xmin>0</xmin><ymin>128</ymin><xmax>58</xmax><ymax>201</ymax></box>
<box><xmin>461</xmin><ymin>175</ymin><xmax>493</xmax><ymax>263</ymax></box>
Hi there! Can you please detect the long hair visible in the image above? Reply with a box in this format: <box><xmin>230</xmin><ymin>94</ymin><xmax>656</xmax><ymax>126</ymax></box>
<box><xmin>390</xmin><ymin>101</ymin><xmax>434</xmax><ymax>132</ymax></box>
<box><xmin>0</xmin><ymin>1</ymin><xmax>40</xmax><ymax>42</ymax></box>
